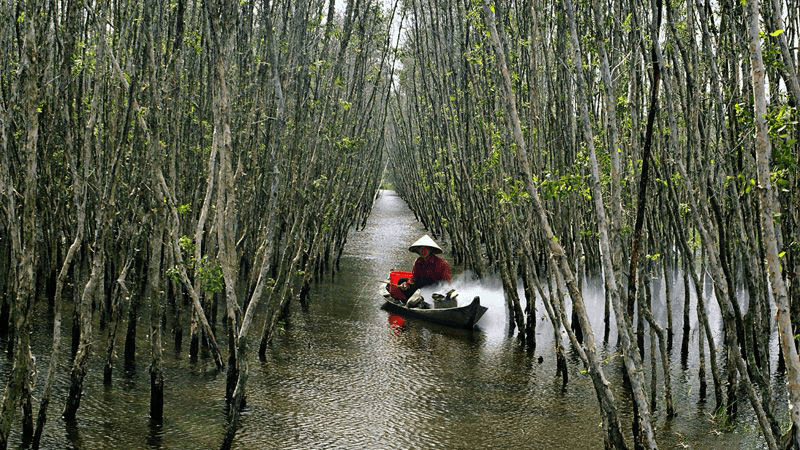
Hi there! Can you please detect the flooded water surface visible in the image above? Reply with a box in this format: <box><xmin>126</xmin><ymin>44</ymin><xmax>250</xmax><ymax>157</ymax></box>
<box><xmin>3</xmin><ymin>190</ymin><xmax>771</xmax><ymax>449</ymax></box>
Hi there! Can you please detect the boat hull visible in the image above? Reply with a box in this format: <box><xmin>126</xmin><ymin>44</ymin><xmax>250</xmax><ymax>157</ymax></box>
<box><xmin>382</xmin><ymin>296</ymin><xmax>487</xmax><ymax>329</ymax></box>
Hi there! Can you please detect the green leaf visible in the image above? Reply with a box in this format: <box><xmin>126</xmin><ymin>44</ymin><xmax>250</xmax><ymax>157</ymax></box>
<box><xmin>770</xmin><ymin>29</ymin><xmax>785</xmax><ymax>37</ymax></box>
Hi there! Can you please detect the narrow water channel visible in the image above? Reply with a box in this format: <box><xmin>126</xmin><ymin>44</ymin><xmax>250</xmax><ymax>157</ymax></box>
<box><xmin>3</xmin><ymin>190</ymin><xmax>770</xmax><ymax>449</ymax></box>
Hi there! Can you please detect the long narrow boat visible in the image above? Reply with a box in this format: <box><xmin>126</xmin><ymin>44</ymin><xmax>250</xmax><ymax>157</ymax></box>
<box><xmin>381</xmin><ymin>294</ymin><xmax>488</xmax><ymax>329</ymax></box>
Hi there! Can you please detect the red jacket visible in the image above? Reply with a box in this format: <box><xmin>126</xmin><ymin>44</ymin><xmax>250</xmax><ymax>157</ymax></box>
<box><xmin>410</xmin><ymin>254</ymin><xmax>451</xmax><ymax>288</ymax></box>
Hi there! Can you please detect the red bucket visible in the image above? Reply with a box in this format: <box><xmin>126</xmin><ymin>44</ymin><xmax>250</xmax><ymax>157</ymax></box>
<box><xmin>388</xmin><ymin>271</ymin><xmax>413</xmax><ymax>300</ymax></box>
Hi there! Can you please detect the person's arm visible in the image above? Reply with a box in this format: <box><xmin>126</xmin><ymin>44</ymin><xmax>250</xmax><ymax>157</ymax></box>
<box><xmin>441</xmin><ymin>260</ymin><xmax>451</xmax><ymax>282</ymax></box>
<box><xmin>409</xmin><ymin>257</ymin><xmax>423</xmax><ymax>286</ymax></box>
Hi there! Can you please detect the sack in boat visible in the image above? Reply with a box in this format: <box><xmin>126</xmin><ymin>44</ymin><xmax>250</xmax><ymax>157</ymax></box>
<box><xmin>406</xmin><ymin>291</ymin><xmax>424</xmax><ymax>308</ymax></box>
<box><xmin>432</xmin><ymin>289</ymin><xmax>458</xmax><ymax>309</ymax></box>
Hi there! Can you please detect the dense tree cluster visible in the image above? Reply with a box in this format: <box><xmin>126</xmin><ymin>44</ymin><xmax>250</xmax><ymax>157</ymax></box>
<box><xmin>1</xmin><ymin>0</ymin><xmax>799</xmax><ymax>448</ymax></box>
<box><xmin>388</xmin><ymin>0</ymin><xmax>798</xmax><ymax>448</ymax></box>
<box><xmin>0</xmin><ymin>0</ymin><xmax>392</xmax><ymax>447</ymax></box>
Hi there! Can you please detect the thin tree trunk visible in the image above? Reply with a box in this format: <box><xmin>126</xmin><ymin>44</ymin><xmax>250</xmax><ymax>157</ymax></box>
<box><xmin>680</xmin><ymin>261</ymin><xmax>691</xmax><ymax>365</ymax></box>
<box><xmin>642</xmin><ymin>273</ymin><xmax>675</xmax><ymax>416</ymax></box>
<box><xmin>33</xmin><ymin>1</ymin><xmax>84</xmax><ymax>437</ymax></box>
<box><xmin>481</xmin><ymin>2</ymin><xmax>628</xmax><ymax>447</ymax></box>
<box><xmin>676</xmin><ymin>157</ymin><xmax>779</xmax><ymax>449</ymax></box>
<box><xmin>91</xmin><ymin>1</ymin><xmax>225</xmax><ymax>371</ymax></box>
<box><xmin>63</xmin><ymin>226</ymin><xmax>105</xmax><ymax>421</ymax></box>
<box><xmin>104</xmin><ymin>254</ymin><xmax>132</xmax><ymax>385</ymax></box>
<box><xmin>746</xmin><ymin>0</ymin><xmax>800</xmax><ymax>445</ymax></box>
<box><xmin>564</xmin><ymin>0</ymin><xmax>657</xmax><ymax>444</ymax></box>
<box><xmin>143</xmin><ymin>0</ymin><xmax>166</xmax><ymax>423</ymax></box>
<box><xmin>205</xmin><ymin>0</ymin><xmax>242</xmax><ymax>403</ymax></box>
<box><xmin>0</xmin><ymin>10</ymin><xmax>39</xmax><ymax>441</ymax></box>
<box><xmin>539</xmin><ymin>266</ymin><xmax>568</xmax><ymax>387</ymax></box>
<box><xmin>148</xmin><ymin>226</ymin><xmax>165</xmax><ymax>423</ymax></box>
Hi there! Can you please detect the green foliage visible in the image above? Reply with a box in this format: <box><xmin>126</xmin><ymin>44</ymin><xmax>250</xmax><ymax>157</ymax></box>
<box><xmin>178</xmin><ymin>235</ymin><xmax>194</xmax><ymax>253</ymax></box>
<box><xmin>185</xmin><ymin>30</ymin><xmax>203</xmax><ymax>54</ymax></box>
<box><xmin>621</xmin><ymin>13</ymin><xmax>634</xmax><ymax>32</ymax></box>
<box><xmin>497</xmin><ymin>177</ymin><xmax>529</xmax><ymax>206</ymax></box>
<box><xmin>734</xmin><ymin>103</ymin><xmax>796</xmax><ymax>194</ymax></box>
<box><xmin>166</xmin><ymin>236</ymin><xmax>224</xmax><ymax>294</ymax></box>
<box><xmin>335</xmin><ymin>136</ymin><xmax>364</xmax><ymax>153</ymax></box>
<box><xmin>711</xmin><ymin>403</ymin><xmax>738</xmax><ymax>433</ymax></box>
<box><xmin>195</xmin><ymin>256</ymin><xmax>224</xmax><ymax>294</ymax></box>
<box><xmin>761</xmin><ymin>30</ymin><xmax>786</xmax><ymax>72</ymax></box>
<box><xmin>645</xmin><ymin>253</ymin><xmax>661</xmax><ymax>262</ymax></box>
<box><xmin>538</xmin><ymin>171</ymin><xmax>591</xmax><ymax>201</ymax></box>
<box><xmin>309</xmin><ymin>59</ymin><xmax>332</xmax><ymax>78</ymax></box>
<box><xmin>766</xmin><ymin>104</ymin><xmax>797</xmax><ymax>191</ymax></box>
<box><xmin>312</xmin><ymin>175</ymin><xmax>328</xmax><ymax>189</ymax></box>
<box><xmin>72</xmin><ymin>42</ymin><xmax>97</xmax><ymax>78</ymax></box>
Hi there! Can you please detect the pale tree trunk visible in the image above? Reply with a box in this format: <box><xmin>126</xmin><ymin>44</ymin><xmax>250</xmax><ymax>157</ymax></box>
<box><xmin>63</xmin><ymin>144</ymin><xmax>121</xmax><ymax>421</ymax></box>
<box><xmin>204</xmin><ymin>0</ymin><xmax>242</xmax><ymax>404</ymax></box>
<box><xmin>223</xmin><ymin>185</ymin><xmax>284</xmax><ymax>446</ymax></box>
<box><xmin>590</xmin><ymin>0</ymin><xmax>624</xmax><ymax>282</ymax></box>
<box><xmin>746</xmin><ymin>0</ymin><xmax>800</xmax><ymax>446</ymax></box>
<box><xmin>766</xmin><ymin>0</ymin><xmax>800</xmax><ymax>104</ymax></box>
<box><xmin>33</xmin><ymin>143</ymin><xmax>87</xmax><ymax>443</ymax></box>
<box><xmin>222</xmin><ymin>10</ymin><xmax>287</xmax><ymax>429</ymax></box>
<box><xmin>0</xmin><ymin>6</ymin><xmax>39</xmax><ymax>441</ymax></box>
<box><xmin>697</xmin><ymin>263</ymin><xmax>708</xmax><ymax>399</ymax></box>
<box><xmin>536</xmin><ymin>266</ymin><xmax>568</xmax><ymax>386</ymax></box>
<box><xmin>676</xmin><ymin>157</ymin><xmax>779</xmax><ymax>449</ymax></box>
<box><xmin>564</xmin><ymin>0</ymin><xmax>658</xmax><ymax>444</ymax></box>
<box><xmin>481</xmin><ymin>2</ymin><xmax>628</xmax><ymax>447</ymax></box>
<box><xmin>143</xmin><ymin>0</ymin><xmax>165</xmax><ymax>422</ymax></box>
<box><xmin>0</xmin><ymin>139</ymin><xmax>37</xmax><ymax>450</ymax></box>
<box><xmin>33</xmin><ymin>0</ymin><xmax>83</xmax><ymax>444</ymax></box>
<box><xmin>64</xmin><ymin>0</ymin><xmax>128</xmax><ymax>420</ymax></box>
<box><xmin>623</xmin><ymin>0</ymin><xmax>663</xmax><ymax>443</ymax></box>
<box><xmin>91</xmin><ymin>0</ymin><xmax>224</xmax><ymax>371</ymax></box>
<box><xmin>104</xmin><ymin>252</ymin><xmax>132</xmax><ymax>386</ymax></box>
<box><xmin>190</xmin><ymin>146</ymin><xmax>217</xmax><ymax>362</ymax></box>
<box><xmin>63</xmin><ymin>216</ymin><xmax>105</xmax><ymax>422</ymax></box>
<box><xmin>667</xmin><ymin>192</ymin><xmax>724</xmax><ymax>406</ymax></box>
<box><xmin>662</xmin><ymin>257</ymin><xmax>674</xmax><ymax>349</ymax></box>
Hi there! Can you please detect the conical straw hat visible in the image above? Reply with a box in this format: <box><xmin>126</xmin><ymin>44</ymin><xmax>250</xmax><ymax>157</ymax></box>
<box><xmin>409</xmin><ymin>234</ymin><xmax>443</xmax><ymax>254</ymax></box>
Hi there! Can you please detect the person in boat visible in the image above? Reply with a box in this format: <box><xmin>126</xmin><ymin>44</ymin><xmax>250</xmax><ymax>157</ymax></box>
<box><xmin>399</xmin><ymin>234</ymin><xmax>451</xmax><ymax>298</ymax></box>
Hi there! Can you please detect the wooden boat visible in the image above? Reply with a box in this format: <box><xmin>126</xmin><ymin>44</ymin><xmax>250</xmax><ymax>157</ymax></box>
<box><xmin>381</xmin><ymin>294</ymin><xmax>488</xmax><ymax>329</ymax></box>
